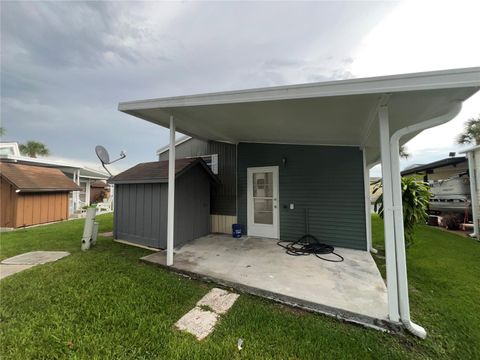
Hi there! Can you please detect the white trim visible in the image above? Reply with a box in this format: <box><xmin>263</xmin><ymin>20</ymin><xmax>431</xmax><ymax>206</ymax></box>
<box><xmin>247</xmin><ymin>166</ymin><xmax>280</xmax><ymax>239</ymax></box>
<box><xmin>119</xmin><ymin>67</ymin><xmax>480</xmax><ymax>111</ymax></box>
<box><xmin>237</xmin><ymin>140</ymin><xmax>360</xmax><ymax>148</ymax></box>
<box><xmin>156</xmin><ymin>135</ymin><xmax>192</xmax><ymax>156</ymax></box>
<box><xmin>460</xmin><ymin>145</ymin><xmax>480</xmax><ymax>154</ymax></box>
<box><xmin>466</xmin><ymin>152</ymin><xmax>479</xmax><ymax>239</ymax></box>
<box><xmin>166</xmin><ymin>115</ymin><xmax>176</xmax><ymax>266</ymax></box>
<box><xmin>0</xmin><ymin>142</ymin><xmax>20</xmax><ymax>156</ymax></box>
<box><xmin>0</xmin><ymin>154</ymin><xmax>109</xmax><ymax>178</ymax></box>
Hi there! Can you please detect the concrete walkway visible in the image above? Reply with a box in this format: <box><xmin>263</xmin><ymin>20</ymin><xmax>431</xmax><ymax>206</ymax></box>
<box><xmin>0</xmin><ymin>251</ymin><xmax>70</xmax><ymax>280</ymax></box>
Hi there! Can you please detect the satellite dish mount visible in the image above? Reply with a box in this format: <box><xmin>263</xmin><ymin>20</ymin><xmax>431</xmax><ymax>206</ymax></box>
<box><xmin>95</xmin><ymin>145</ymin><xmax>126</xmax><ymax>176</ymax></box>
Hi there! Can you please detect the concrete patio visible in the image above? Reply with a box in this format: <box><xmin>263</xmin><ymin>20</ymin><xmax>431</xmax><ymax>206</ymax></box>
<box><xmin>141</xmin><ymin>234</ymin><xmax>393</xmax><ymax>331</ymax></box>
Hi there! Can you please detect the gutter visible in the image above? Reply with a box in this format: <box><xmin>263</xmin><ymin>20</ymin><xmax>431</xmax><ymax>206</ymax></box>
<box><xmin>389</xmin><ymin>102</ymin><xmax>462</xmax><ymax>339</ymax></box>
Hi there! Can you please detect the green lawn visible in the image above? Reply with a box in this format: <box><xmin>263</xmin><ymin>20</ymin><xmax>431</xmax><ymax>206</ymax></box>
<box><xmin>0</xmin><ymin>214</ymin><xmax>479</xmax><ymax>359</ymax></box>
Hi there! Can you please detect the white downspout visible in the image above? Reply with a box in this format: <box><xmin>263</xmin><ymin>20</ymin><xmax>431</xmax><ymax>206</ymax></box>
<box><xmin>390</xmin><ymin>102</ymin><xmax>462</xmax><ymax>339</ymax></box>
<box><xmin>362</xmin><ymin>148</ymin><xmax>377</xmax><ymax>253</ymax></box>
<box><xmin>466</xmin><ymin>151</ymin><xmax>479</xmax><ymax>239</ymax></box>
<box><xmin>378</xmin><ymin>105</ymin><xmax>400</xmax><ymax>322</ymax></box>
<box><xmin>166</xmin><ymin>115</ymin><xmax>176</xmax><ymax>266</ymax></box>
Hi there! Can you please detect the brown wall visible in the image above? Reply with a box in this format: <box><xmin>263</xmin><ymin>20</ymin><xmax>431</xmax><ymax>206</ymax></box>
<box><xmin>0</xmin><ymin>178</ymin><xmax>16</xmax><ymax>228</ymax></box>
<box><xmin>1</xmin><ymin>176</ymin><xmax>70</xmax><ymax>228</ymax></box>
<box><xmin>15</xmin><ymin>192</ymin><xmax>69</xmax><ymax>228</ymax></box>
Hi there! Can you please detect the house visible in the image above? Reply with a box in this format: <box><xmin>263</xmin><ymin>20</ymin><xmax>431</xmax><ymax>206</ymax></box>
<box><xmin>0</xmin><ymin>142</ymin><xmax>110</xmax><ymax>215</ymax></box>
<box><xmin>401</xmin><ymin>155</ymin><xmax>467</xmax><ymax>181</ymax></box>
<box><xmin>402</xmin><ymin>155</ymin><xmax>471</xmax><ymax>219</ymax></box>
<box><xmin>109</xmin><ymin>158</ymin><xmax>219</xmax><ymax>249</ymax></box>
<box><xmin>0</xmin><ymin>163</ymin><xmax>81</xmax><ymax>228</ymax></box>
<box><xmin>117</xmin><ymin>67</ymin><xmax>480</xmax><ymax>337</ymax></box>
<box><xmin>90</xmin><ymin>180</ymin><xmax>110</xmax><ymax>203</ymax></box>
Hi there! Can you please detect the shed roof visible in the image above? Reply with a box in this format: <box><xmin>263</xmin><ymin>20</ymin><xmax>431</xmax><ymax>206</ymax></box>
<box><xmin>109</xmin><ymin>158</ymin><xmax>219</xmax><ymax>184</ymax></box>
<box><xmin>401</xmin><ymin>156</ymin><xmax>467</xmax><ymax>176</ymax></box>
<box><xmin>0</xmin><ymin>162</ymin><xmax>81</xmax><ymax>192</ymax></box>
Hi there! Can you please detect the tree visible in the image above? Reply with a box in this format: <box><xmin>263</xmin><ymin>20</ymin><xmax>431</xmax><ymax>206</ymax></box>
<box><xmin>0</xmin><ymin>127</ymin><xmax>4</xmax><ymax>136</ymax></box>
<box><xmin>373</xmin><ymin>176</ymin><xmax>430</xmax><ymax>247</ymax></box>
<box><xmin>399</xmin><ymin>145</ymin><xmax>410</xmax><ymax>159</ymax></box>
<box><xmin>19</xmin><ymin>141</ymin><xmax>50</xmax><ymax>158</ymax></box>
<box><xmin>457</xmin><ymin>115</ymin><xmax>480</xmax><ymax>145</ymax></box>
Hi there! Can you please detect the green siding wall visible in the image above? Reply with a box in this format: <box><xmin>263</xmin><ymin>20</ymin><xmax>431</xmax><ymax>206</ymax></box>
<box><xmin>237</xmin><ymin>143</ymin><xmax>367</xmax><ymax>250</ymax></box>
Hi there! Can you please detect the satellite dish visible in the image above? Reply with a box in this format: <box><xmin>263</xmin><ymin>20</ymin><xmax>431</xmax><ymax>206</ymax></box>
<box><xmin>95</xmin><ymin>145</ymin><xmax>126</xmax><ymax>176</ymax></box>
<box><xmin>95</xmin><ymin>145</ymin><xmax>110</xmax><ymax>165</ymax></box>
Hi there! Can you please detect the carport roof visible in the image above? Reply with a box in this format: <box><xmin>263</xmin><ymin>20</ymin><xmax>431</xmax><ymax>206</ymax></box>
<box><xmin>109</xmin><ymin>158</ymin><xmax>219</xmax><ymax>184</ymax></box>
<box><xmin>119</xmin><ymin>67</ymin><xmax>480</xmax><ymax>164</ymax></box>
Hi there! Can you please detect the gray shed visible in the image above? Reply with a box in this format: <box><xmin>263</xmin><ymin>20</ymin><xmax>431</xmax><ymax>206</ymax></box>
<box><xmin>109</xmin><ymin>158</ymin><xmax>218</xmax><ymax>249</ymax></box>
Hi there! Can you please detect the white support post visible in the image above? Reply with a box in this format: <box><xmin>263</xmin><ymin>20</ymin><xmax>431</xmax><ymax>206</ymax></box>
<box><xmin>362</xmin><ymin>148</ymin><xmax>374</xmax><ymax>252</ymax></box>
<box><xmin>467</xmin><ymin>152</ymin><xmax>479</xmax><ymax>239</ymax></box>
<box><xmin>166</xmin><ymin>115</ymin><xmax>176</xmax><ymax>266</ymax></box>
<box><xmin>85</xmin><ymin>179</ymin><xmax>91</xmax><ymax>206</ymax></box>
<box><xmin>378</xmin><ymin>105</ymin><xmax>400</xmax><ymax>322</ymax></box>
<box><xmin>390</xmin><ymin>134</ymin><xmax>427</xmax><ymax>338</ymax></box>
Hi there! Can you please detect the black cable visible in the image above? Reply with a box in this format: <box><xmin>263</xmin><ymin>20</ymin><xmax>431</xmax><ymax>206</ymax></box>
<box><xmin>277</xmin><ymin>234</ymin><xmax>344</xmax><ymax>262</ymax></box>
<box><xmin>277</xmin><ymin>207</ymin><xmax>344</xmax><ymax>262</ymax></box>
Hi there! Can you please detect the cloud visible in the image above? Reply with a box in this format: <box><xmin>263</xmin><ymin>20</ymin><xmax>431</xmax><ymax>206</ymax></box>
<box><xmin>0</xmin><ymin>1</ymin><xmax>399</xmax><ymax>172</ymax></box>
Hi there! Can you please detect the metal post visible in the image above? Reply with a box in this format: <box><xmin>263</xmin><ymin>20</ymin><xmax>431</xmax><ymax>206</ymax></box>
<box><xmin>467</xmin><ymin>151</ymin><xmax>479</xmax><ymax>239</ymax></box>
<box><xmin>166</xmin><ymin>115</ymin><xmax>176</xmax><ymax>266</ymax></box>
<box><xmin>362</xmin><ymin>148</ymin><xmax>374</xmax><ymax>252</ymax></box>
<box><xmin>378</xmin><ymin>105</ymin><xmax>400</xmax><ymax>322</ymax></box>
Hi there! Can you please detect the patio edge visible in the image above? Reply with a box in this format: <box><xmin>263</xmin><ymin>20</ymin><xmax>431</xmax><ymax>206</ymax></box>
<box><xmin>140</xmin><ymin>252</ymin><xmax>403</xmax><ymax>334</ymax></box>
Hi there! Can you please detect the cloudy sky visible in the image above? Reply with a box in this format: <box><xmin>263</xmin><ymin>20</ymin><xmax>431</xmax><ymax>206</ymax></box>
<box><xmin>1</xmin><ymin>1</ymin><xmax>479</xmax><ymax>175</ymax></box>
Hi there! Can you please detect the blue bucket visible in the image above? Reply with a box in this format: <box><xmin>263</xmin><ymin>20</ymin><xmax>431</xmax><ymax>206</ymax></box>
<box><xmin>232</xmin><ymin>224</ymin><xmax>242</xmax><ymax>238</ymax></box>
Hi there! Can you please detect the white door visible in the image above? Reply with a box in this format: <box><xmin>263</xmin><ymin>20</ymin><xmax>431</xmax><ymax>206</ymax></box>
<box><xmin>247</xmin><ymin>166</ymin><xmax>279</xmax><ymax>239</ymax></box>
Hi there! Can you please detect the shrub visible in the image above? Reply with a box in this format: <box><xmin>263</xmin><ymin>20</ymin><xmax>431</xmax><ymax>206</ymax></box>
<box><xmin>374</xmin><ymin>176</ymin><xmax>430</xmax><ymax>246</ymax></box>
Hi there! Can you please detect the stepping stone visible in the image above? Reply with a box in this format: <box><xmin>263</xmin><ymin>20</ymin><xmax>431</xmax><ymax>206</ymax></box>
<box><xmin>175</xmin><ymin>307</ymin><xmax>219</xmax><ymax>340</ymax></box>
<box><xmin>1</xmin><ymin>251</ymin><xmax>70</xmax><ymax>265</ymax></box>
<box><xmin>197</xmin><ymin>287</ymin><xmax>240</xmax><ymax>314</ymax></box>
<box><xmin>175</xmin><ymin>288</ymin><xmax>239</xmax><ymax>340</ymax></box>
<box><xmin>0</xmin><ymin>264</ymin><xmax>35</xmax><ymax>280</ymax></box>
<box><xmin>0</xmin><ymin>251</ymin><xmax>70</xmax><ymax>280</ymax></box>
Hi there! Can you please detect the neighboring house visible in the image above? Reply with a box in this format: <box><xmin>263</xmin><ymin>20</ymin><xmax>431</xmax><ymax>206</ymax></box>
<box><xmin>401</xmin><ymin>155</ymin><xmax>467</xmax><ymax>181</ymax></box>
<box><xmin>90</xmin><ymin>180</ymin><xmax>110</xmax><ymax>203</ymax></box>
<box><xmin>0</xmin><ymin>163</ymin><xmax>80</xmax><ymax>228</ymax></box>
<box><xmin>402</xmin><ymin>155</ymin><xmax>471</xmax><ymax>218</ymax></box>
<box><xmin>117</xmin><ymin>68</ymin><xmax>480</xmax><ymax>337</ymax></box>
<box><xmin>0</xmin><ymin>142</ymin><xmax>110</xmax><ymax>215</ymax></box>
<box><xmin>110</xmin><ymin>158</ymin><xmax>219</xmax><ymax>249</ymax></box>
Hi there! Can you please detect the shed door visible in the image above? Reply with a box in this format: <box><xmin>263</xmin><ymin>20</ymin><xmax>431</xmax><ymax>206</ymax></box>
<box><xmin>247</xmin><ymin>166</ymin><xmax>279</xmax><ymax>239</ymax></box>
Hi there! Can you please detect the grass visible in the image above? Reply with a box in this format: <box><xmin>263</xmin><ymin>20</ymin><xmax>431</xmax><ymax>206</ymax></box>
<box><xmin>0</xmin><ymin>214</ymin><xmax>479</xmax><ymax>359</ymax></box>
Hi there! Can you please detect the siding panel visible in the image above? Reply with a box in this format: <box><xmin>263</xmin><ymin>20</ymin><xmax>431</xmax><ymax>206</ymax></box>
<box><xmin>114</xmin><ymin>164</ymin><xmax>212</xmax><ymax>249</ymax></box>
<box><xmin>237</xmin><ymin>143</ymin><xmax>367</xmax><ymax>250</ymax></box>
<box><xmin>160</xmin><ymin>139</ymin><xmax>237</xmax><ymax>216</ymax></box>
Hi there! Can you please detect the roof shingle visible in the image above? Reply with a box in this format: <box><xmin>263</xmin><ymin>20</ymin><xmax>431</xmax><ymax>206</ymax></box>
<box><xmin>0</xmin><ymin>162</ymin><xmax>81</xmax><ymax>192</ymax></box>
<box><xmin>109</xmin><ymin>158</ymin><xmax>218</xmax><ymax>184</ymax></box>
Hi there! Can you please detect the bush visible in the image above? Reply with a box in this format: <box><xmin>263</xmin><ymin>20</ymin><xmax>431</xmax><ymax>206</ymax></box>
<box><xmin>374</xmin><ymin>176</ymin><xmax>430</xmax><ymax>246</ymax></box>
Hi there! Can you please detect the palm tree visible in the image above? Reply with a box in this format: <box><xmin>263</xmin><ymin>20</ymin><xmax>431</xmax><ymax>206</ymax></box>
<box><xmin>19</xmin><ymin>141</ymin><xmax>50</xmax><ymax>158</ymax></box>
<box><xmin>457</xmin><ymin>115</ymin><xmax>480</xmax><ymax>145</ymax></box>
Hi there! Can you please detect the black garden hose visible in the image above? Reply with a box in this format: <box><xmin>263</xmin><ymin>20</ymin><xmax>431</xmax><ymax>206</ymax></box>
<box><xmin>277</xmin><ymin>208</ymin><xmax>344</xmax><ymax>262</ymax></box>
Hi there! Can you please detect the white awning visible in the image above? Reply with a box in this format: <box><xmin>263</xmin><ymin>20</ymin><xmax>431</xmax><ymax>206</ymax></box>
<box><xmin>119</xmin><ymin>67</ymin><xmax>480</xmax><ymax>164</ymax></box>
